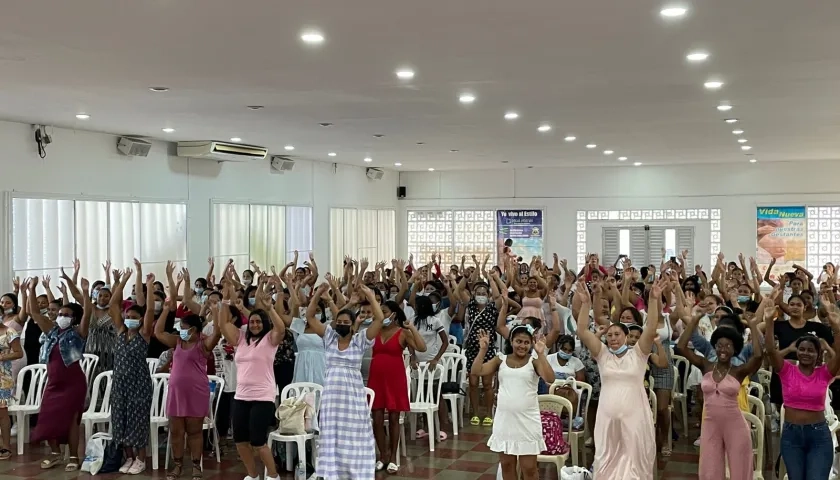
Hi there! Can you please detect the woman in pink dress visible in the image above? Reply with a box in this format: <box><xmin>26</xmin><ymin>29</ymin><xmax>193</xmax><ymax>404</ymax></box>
<box><xmin>155</xmin><ymin>266</ymin><xmax>221</xmax><ymax>480</ymax></box>
<box><xmin>574</xmin><ymin>280</ymin><xmax>657</xmax><ymax>479</ymax></box>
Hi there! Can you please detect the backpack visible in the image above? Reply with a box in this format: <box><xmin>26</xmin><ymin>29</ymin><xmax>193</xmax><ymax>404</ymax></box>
<box><xmin>540</xmin><ymin>410</ymin><xmax>570</xmax><ymax>455</ymax></box>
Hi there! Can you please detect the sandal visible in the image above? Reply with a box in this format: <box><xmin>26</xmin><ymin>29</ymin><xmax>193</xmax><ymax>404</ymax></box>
<box><xmin>65</xmin><ymin>456</ymin><xmax>80</xmax><ymax>472</ymax></box>
<box><xmin>415</xmin><ymin>429</ymin><xmax>429</xmax><ymax>439</ymax></box>
<box><xmin>661</xmin><ymin>448</ymin><xmax>672</xmax><ymax>457</ymax></box>
<box><xmin>191</xmin><ymin>459</ymin><xmax>202</xmax><ymax>480</ymax></box>
<box><xmin>0</xmin><ymin>449</ymin><xmax>10</xmax><ymax>460</ymax></box>
<box><xmin>40</xmin><ymin>452</ymin><xmax>62</xmax><ymax>469</ymax></box>
<box><xmin>387</xmin><ymin>462</ymin><xmax>399</xmax><ymax>474</ymax></box>
<box><xmin>470</xmin><ymin>416</ymin><xmax>480</xmax><ymax>426</ymax></box>
<box><xmin>438</xmin><ymin>431</ymin><xmax>448</xmax><ymax>442</ymax></box>
<box><xmin>482</xmin><ymin>416</ymin><xmax>493</xmax><ymax>426</ymax></box>
<box><xmin>167</xmin><ymin>459</ymin><xmax>183</xmax><ymax>480</ymax></box>
<box><xmin>375</xmin><ymin>461</ymin><xmax>385</xmax><ymax>471</ymax></box>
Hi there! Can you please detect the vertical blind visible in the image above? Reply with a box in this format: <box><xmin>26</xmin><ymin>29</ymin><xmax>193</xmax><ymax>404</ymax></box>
<box><xmin>329</xmin><ymin>208</ymin><xmax>396</xmax><ymax>273</ymax></box>
<box><xmin>602</xmin><ymin>226</ymin><xmax>695</xmax><ymax>267</ymax></box>
<box><xmin>12</xmin><ymin>197</ymin><xmax>187</xmax><ymax>288</ymax></box>
<box><xmin>211</xmin><ymin>203</ymin><xmax>313</xmax><ymax>277</ymax></box>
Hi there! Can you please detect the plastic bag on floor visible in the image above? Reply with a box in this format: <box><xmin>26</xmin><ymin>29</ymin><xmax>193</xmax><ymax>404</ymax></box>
<box><xmin>560</xmin><ymin>466</ymin><xmax>593</xmax><ymax>480</ymax></box>
<box><xmin>81</xmin><ymin>432</ymin><xmax>110</xmax><ymax>475</ymax></box>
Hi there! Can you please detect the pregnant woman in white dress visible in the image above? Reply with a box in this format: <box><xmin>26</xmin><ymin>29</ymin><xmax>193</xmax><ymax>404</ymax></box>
<box><xmin>470</xmin><ymin>322</ymin><xmax>555</xmax><ymax>480</ymax></box>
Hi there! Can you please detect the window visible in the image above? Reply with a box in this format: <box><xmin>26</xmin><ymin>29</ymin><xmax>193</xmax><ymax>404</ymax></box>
<box><xmin>806</xmin><ymin>207</ymin><xmax>840</xmax><ymax>277</ymax></box>
<box><xmin>665</xmin><ymin>228</ymin><xmax>677</xmax><ymax>258</ymax></box>
<box><xmin>407</xmin><ymin>209</ymin><xmax>496</xmax><ymax>266</ymax></box>
<box><xmin>602</xmin><ymin>226</ymin><xmax>694</xmax><ymax>267</ymax></box>
<box><xmin>329</xmin><ymin>208</ymin><xmax>396</xmax><ymax>273</ymax></box>
<box><xmin>12</xmin><ymin>196</ymin><xmax>187</xmax><ymax>286</ymax></box>
<box><xmin>619</xmin><ymin>229</ymin><xmax>630</xmax><ymax>256</ymax></box>
<box><xmin>211</xmin><ymin>203</ymin><xmax>313</xmax><ymax>277</ymax></box>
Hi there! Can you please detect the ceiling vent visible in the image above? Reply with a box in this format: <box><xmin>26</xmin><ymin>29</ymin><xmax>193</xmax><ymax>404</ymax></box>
<box><xmin>366</xmin><ymin>168</ymin><xmax>384</xmax><ymax>180</ymax></box>
<box><xmin>117</xmin><ymin>137</ymin><xmax>152</xmax><ymax>157</ymax></box>
<box><xmin>177</xmin><ymin>141</ymin><xmax>267</xmax><ymax>162</ymax></box>
<box><xmin>270</xmin><ymin>156</ymin><xmax>296</xmax><ymax>174</ymax></box>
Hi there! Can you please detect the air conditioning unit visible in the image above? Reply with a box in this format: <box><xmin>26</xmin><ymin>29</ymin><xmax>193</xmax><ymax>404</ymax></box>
<box><xmin>270</xmin><ymin>156</ymin><xmax>295</xmax><ymax>174</ymax></box>
<box><xmin>117</xmin><ymin>137</ymin><xmax>152</xmax><ymax>157</ymax></box>
<box><xmin>366</xmin><ymin>168</ymin><xmax>384</xmax><ymax>180</ymax></box>
<box><xmin>177</xmin><ymin>141</ymin><xmax>267</xmax><ymax>162</ymax></box>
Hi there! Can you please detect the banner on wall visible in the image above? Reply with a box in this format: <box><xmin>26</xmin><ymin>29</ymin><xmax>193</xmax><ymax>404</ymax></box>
<box><xmin>497</xmin><ymin>209</ymin><xmax>544</xmax><ymax>262</ymax></box>
<box><xmin>756</xmin><ymin>206</ymin><xmax>806</xmax><ymax>281</ymax></box>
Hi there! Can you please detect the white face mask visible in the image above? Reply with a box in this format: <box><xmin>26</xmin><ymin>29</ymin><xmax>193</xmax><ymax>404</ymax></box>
<box><xmin>56</xmin><ymin>315</ymin><xmax>73</xmax><ymax>329</ymax></box>
<box><xmin>154</xmin><ymin>301</ymin><xmax>163</xmax><ymax>313</ymax></box>
<box><xmin>475</xmin><ymin>295</ymin><xmax>489</xmax><ymax>305</ymax></box>
<box><xmin>3</xmin><ymin>308</ymin><xmax>13</xmax><ymax>315</ymax></box>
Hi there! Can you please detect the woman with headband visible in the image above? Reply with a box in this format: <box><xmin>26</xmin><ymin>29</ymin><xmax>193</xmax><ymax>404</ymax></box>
<box><xmin>575</xmin><ymin>279</ymin><xmax>660</xmax><ymax>479</ymax></box>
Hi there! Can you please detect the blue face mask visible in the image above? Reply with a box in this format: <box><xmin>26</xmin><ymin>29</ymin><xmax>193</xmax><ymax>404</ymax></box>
<box><xmin>557</xmin><ymin>351</ymin><xmax>572</xmax><ymax>360</ymax></box>
<box><xmin>737</xmin><ymin>295</ymin><xmax>750</xmax><ymax>303</ymax></box>
<box><xmin>383</xmin><ymin>318</ymin><xmax>392</xmax><ymax>327</ymax></box>
<box><xmin>248</xmin><ymin>298</ymin><xmax>256</xmax><ymax>307</ymax></box>
<box><xmin>179</xmin><ymin>329</ymin><xmax>192</xmax><ymax>341</ymax></box>
<box><xmin>609</xmin><ymin>344</ymin><xmax>628</xmax><ymax>356</ymax></box>
<box><xmin>124</xmin><ymin>319</ymin><xmax>140</xmax><ymax>330</ymax></box>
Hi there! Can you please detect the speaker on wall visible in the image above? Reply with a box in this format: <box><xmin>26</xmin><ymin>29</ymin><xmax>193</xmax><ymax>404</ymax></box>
<box><xmin>397</xmin><ymin>186</ymin><xmax>406</xmax><ymax>199</ymax></box>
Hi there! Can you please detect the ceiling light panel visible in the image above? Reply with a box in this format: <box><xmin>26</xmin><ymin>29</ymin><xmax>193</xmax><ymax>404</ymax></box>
<box><xmin>660</xmin><ymin>6</ymin><xmax>688</xmax><ymax>17</ymax></box>
<box><xmin>504</xmin><ymin>112</ymin><xmax>519</xmax><ymax>120</ymax></box>
<box><xmin>300</xmin><ymin>30</ymin><xmax>325</xmax><ymax>44</ymax></box>
<box><xmin>686</xmin><ymin>51</ymin><xmax>709</xmax><ymax>62</ymax></box>
<box><xmin>586</xmin><ymin>144</ymin><xmax>597</xmax><ymax>149</ymax></box>
<box><xmin>704</xmin><ymin>81</ymin><xmax>724</xmax><ymax>90</ymax></box>
<box><xmin>459</xmin><ymin>93</ymin><xmax>476</xmax><ymax>104</ymax></box>
<box><xmin>564</xmin><ymin>135</ymin><xmax>576</xmax><ymax>142</ymax></box>
<box><xmin>717</xmin><ymin>104</ymin><xmax>733</xmax><ymax>111</ymax></box>
<box><xmin>537</xmin><ymin>124</ymin><xmax>552</xmax><ymax>132</ymax></box>
<box><xmin>395</xmin><ymin>68</ymin><xmax>415</xmax><ymax>79</ymax></box>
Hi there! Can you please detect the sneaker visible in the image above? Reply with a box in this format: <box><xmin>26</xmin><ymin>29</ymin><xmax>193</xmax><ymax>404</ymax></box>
<box><xmin>585</xmin><ymin>437</ymin><xmax>593</xmax><ymax>448</ymax></box>
<box><xmin>9</xmin><ymin>425</ymin><xmax>15</xmax><ymax>438</ymax></box>
<box><xmin>244</xmin><ymin>476</ymin><xmax>260</xmax><ymax>480</ymax></box>
<box><xmin>693</xmin><ymin>437</ymin><xmax>701</xmax><ymax>447</ymax></box>
<box><xmin>127</xmin><ymin>459</ymin><xmax>146</xmax><ymax>475</ymax></box>
<box><xmin>119</xmin><ymin>458</ymin><xmax>135</xmax><ymax>474</ymax></box>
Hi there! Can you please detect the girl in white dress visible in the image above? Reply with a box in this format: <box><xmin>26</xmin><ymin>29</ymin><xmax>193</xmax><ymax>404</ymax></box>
<box><xmin>471</xmin><ymin>325</ymin><xmax>555</xmax><ymax>480</ymax></box>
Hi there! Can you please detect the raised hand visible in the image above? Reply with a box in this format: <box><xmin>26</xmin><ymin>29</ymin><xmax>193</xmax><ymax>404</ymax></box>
<box><xmin>122</xmin><ymin>268</ymin><xmax>134</xmax><ymax>282</ymax></box>
<box><xmin>73</xmin><ymin>258</ymin><xmax>81</xmax><ymax>273</ymax></box>
<box><xmin>477</xmin><ymin>330</ymin><xmax>490</xmax><ymax>350</ymax></box>
<box><xmin>146</xmin><ymin>273</ymin><xmax>156</xmax><ymax>285</ymax></box>
<box><xmin>534</xmin><ymin>335</ymin><xmax>547</xmax><ymax>355</ymax></box>
<box><xmin>43</xmin><ymin>275</ymin><xmax>51</xmax><ymax>288</ymax></box>
<box><xmin>103</xmin><ymin>260</ymin><xmax>112</xmax><ymax>274</ymax></box>
<box><xmin>575</xmin><ymin>281</ymin><xmax>591</xmax><ymax>304</ymax></box>
<box><xmin>80</xmin><ymin>277</ymin><xmax>90</xmax><ymax>292</ymax></box>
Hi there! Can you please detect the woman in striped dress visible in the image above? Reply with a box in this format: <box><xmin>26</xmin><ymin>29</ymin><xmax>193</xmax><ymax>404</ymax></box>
<box><xmin>310</xmin><ymin>284</ymin><xmax>382</xmax><ymax>480</ymax></box>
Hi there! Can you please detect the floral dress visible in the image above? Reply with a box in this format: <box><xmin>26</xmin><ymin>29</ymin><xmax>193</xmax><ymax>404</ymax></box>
<box><xmin>0</xmin><ymin>329</ymin><xmax>19</xmax><ymax>407</ymax></box>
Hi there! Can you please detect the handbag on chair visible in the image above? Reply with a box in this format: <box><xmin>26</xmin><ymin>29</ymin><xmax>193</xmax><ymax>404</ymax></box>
<box><xmin>275</xmin><ymin>396</ymin><xmax>310</xmax><ymax>436</ymax></box>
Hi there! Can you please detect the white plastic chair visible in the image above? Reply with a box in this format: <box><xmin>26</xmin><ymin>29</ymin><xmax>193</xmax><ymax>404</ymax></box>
<box><xmin>165</xmin><ymin>375</ymin><xmax>226</xmax><ymax>469</ymax></box>
<box><xmin>445</xmin><ymin>344</ymin><xmax>462</xmax><ymax>354</ymax></box>
<box><xmin>749</xmin><ymin>381</ymin><xmax>765</xmax><ymax>401</ymax></box>
<box><xmin>407</xmin><ymin>363</ymin><xmax>445</xmax><ymax>452</ymax></box>
<box><xmin>268</xmin><ymin>382</ymin><xmax>323</xmax><ymax>476</ymax></box>
<box><xmin>743</xmin><ymin>411</ymin><xmax>765</xmax><ymax>480</ymax></box>
<box><xmin>149</xmin><ymin>373</ymin><xmax>170</xmax><ymax>471</ymax></box>
<box><xmin>8</xmin><ymin>364</ymin><xmax>47</xmax><ymax>455</ymax></box>
<box><xmin>549</xmin><ymin>379</ymin><xmax>592</xmax><ymax>467</ymax></box>
<box><xmin>671</xmin><ymin>354</ymin><xmax>690</xmax><ymax>437</ymax></box>
<box><xmin>80</xmin><ymin>353</ymin><xmax>99</xmax><ymax>384</ymax></box>
<box><xmin>365</xmin><ymin>387</ymin><xmax>375</xmax><ymax>412</ymax></box>
<box><xmin>81</xmin><ymin>370</ymin><xmax>114</xmax><ymax>442</ymax></box>
<box><xmin>536</xmin><ymin>394</ymin><xmax>573</xmax><ymax>476</ymax></box>
<box><xmin>440</xmin><ymin>353</ymin><xmax>466</xmax><ymax>436</ymax></box>
<box><xmin>146</xmin><ymin>358</ymin><xmax>159</xmax><ymax>376</ymax></box>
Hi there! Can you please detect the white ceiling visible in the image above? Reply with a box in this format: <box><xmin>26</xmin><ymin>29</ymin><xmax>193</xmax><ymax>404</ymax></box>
<box><xmin>1</xmin><ymin>0</ymin><xmax>840</xmax><ymax>171</ymax></box>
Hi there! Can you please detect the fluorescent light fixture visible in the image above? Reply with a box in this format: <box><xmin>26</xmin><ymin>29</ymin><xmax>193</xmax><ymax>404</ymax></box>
<box><xmin>633</xmin><ymin>162</ymin><xmax>642</xmax><ymax>166</ymax></box>
<box><xmin>717</xmin><ymin>104</ymin><xmax>733</xmax><ymax>111</ymax></box>
<box><xmin>149</xmin><ymin>87</ymin><xmax>170</xmax><ymax>92</ymax></box>
<box><xmin>749</xmin><ymin>158</ymin><xmax>757</xmax><ymax>163</ymax></box>
<box><xmin>586</xmin><ymin>144</ymin><xmax>597</xmax><ymax>149</ymax></box>
<box><xmin>704</xmin><ymin>81</ymin><xmax>724</xmax><ymax>90</ymax></box>
<box><xmin>230</xmin><ymin>137</ymin><xmax>242</xmax><ymax>142</ymax></box>
<box><xmin>732</xmin><ymin>129</ymin><xmax>744</xmax><ymax>135</ymax></box>
<box><xmin>725</xmin><ymin>118</ymin><xmax>738</xmax><ymax>123</ymax></box>
<box><xmin>428</xmin><ymin>168</ymin><xmax>435</xmax><ymax>172</ymax></box>
<box><xmin>284</xmin><ymin>145</ymin><xmax>295</xmax><ymax>151</ymax></box>
<box><xmin>741</xmin><ymin>146</ymin><xmax>752</xmax><ymax>151</ymax></box>
<box><xmin>660</xmin><ymin>6</ymin><xmax>687</xmax><ymax>17</ymax></box>
<box><xmin>603</xmin><ymin>150</ymin><xmax>614</xmax><ymax>155</ymax></box>
<box><xmin>618</xmin><ymin>156</ymin><xmax>628</xmax><ymax>161</ymax></box>
<box><xmin>394</xmin><ymin>162</ymin><xmax>402</xmax><ymax>166</ymax></box>
<box><xmin>737</xmin><ymin>138</ymin><xmax>748</xmax><ymax>143</ymax></box>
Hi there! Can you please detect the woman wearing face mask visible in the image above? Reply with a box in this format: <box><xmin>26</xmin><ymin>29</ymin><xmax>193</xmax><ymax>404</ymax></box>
<box><xmin>85</xmin><ymin>261</ymin><xmax>126</xmax><ymax>392</ymax></box>
<box><xmin>547</xmin><ymin>335</ymin><xmax>585</xmax><ymax>382</ymax></box>
<box><xmin>311</xmin><ymin>284</ymin><xmax>382</xmax><ymax>480</ymax></box>
<box><xmin>575</xmin><ymin>279</ymin><xmax>659</xmax><ymax>479</ymax></box>
<box><xmin>288</xmin><ymin>283</ymin><xmax>332</xmax><ymax>386</ymax></box>
<box><xmin>155</xmin><ymin>268</ymin><xmax>222</xmax><ymax>480</ymax></box>
<box><xmin>767</xmin><ymin>295</ymin><xmax>840</xmax><ymax>480</ymax></box>
<box><xmin>112</xmin><ymin>272</ymin><xmax>158</xmax><ymax>475</ymax></box>
<box><xmin>459</xmin><ymin>277</ymin><xmax>501</xmax><ymax>427</ymax></box>
<box><xmin>369</xmin><ymin>299</ymin><xmax>426</xmax><ymax>474</ymax></box>
<box><xmin>27</xmin><ymin>276</ymin><xmax>91</xmax><ymax>471</ymax></box>
<box><xmin>146</xmin><ymin>289</ymin><xmax>174</xmax><ymax>359</ymax></box>
<box><xmin>408</xmin><ymin>295</ymin><xmax>451</xmax><ymax>442</ymax></box>
<box><xmin>471</xmin><ymin>324</ymin><xmax>554</xmax><ymax>480</ymax></box>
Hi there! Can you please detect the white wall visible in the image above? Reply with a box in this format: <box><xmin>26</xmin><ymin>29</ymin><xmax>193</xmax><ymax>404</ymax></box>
<box><xmin>397</xmin><ymin>162</ymin><xmax>840</xmax><ymax>267</ymax></box>
<box><xmin>0</xmin><ymin>120</ymin><xmax>398</xmax><ymax>288</ymax></box>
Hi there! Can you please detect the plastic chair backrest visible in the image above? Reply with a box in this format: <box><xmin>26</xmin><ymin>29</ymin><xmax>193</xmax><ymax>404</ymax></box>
<box><xmin>81</xmin><ymin>353</ymin><xmax>99</xmax><ymax>384</ymax></box>
<box><xmin>672</xmin><ymin>355</ymin><xmax>690</xmax><ymax>395</ymax></box>
<box><xmin>146</xmin><ymin>358</ymin><xmax>159</xmax><ymax>377</ymax></box>
<box><xmin>280</xmin><ymin>382</ymin><xmax>324</xmax><ymax>416</ymax></box>
<box><xmin>207</xmin><ymin>375</ymin><xmax>225</xmax><ymax>422</ymax></box>
<box><xmin>365</xmin><ymin>387</ymin><xmax>375</xmax><ymax>412</ymax></box>
<box><xmin>14</xmin><ymin>364</ymin><xmax>47</xmax><ymax>408</ymax></box>
<box><xmin>440</xmin><ymin>352</ymin><xmax>467</xmax><ymax>387</ymax></box>
<box><xmin>747</xmin><ymin>394</ymin><xmax>765</xmax><ymax>419</ymax></box>
<box><xmin>85</xmin><ymin>370</ymin><xmax>114</xmax><ymax>415</ymax></box>
<box><xmin>743</xmin><ymin>411</ymin><xmax>764</xmax><ymax>474</ymax></box>
<box><xmin>748</xmin><ymin>381</ymin><xmax>764</xmax><ymax>401</ymax></box>
<box><xmin>151</xmin><ymin>373</ymin><xmax>170</xmax><ymax>418</ymax></box>
<box><xmin>648</xmin><ymin>386</ymin><xmax>657</xmax><ymax>423</ymax></box>
<box><xmin>446</xmin><ymin>344</ymin><xmax>462</xmax><ymax>354</ymax></box>
<box><xmin>407</xmin><ymin>363</ymin><xmax>445</xmax><ymax>406</ymax></box>
<box><xmin>537</xmin><ymin>394</ymin><xmax>574</xmax><ymax>440</ymax></box>
<box><xmin>549</xmin><ymin>378</ymin><xmax>590</xmax><ymax>420</ymax></box>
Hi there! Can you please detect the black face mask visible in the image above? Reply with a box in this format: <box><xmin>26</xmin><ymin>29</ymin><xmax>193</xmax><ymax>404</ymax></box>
<box><xmin>335</xmin><ymin>324</ymin><xmax>352</xmax><ymax>337</ymax></box>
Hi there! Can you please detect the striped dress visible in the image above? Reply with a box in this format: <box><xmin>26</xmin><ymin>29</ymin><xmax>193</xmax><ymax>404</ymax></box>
<box><xmin>316</xmin><ymin>326</ymin><xmax>375</xmax><ymax>480</ymax></box>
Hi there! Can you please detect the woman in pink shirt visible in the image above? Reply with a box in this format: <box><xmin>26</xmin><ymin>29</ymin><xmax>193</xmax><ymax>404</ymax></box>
<box><xmin>218</xmin><ymin>277</ymin><xmax>286</xmax><ymax>480</ymax></box>
<box><xmin>765</xmin><ymin>294</ymin><xmax>840</xmax><ymax>480</ymax></box>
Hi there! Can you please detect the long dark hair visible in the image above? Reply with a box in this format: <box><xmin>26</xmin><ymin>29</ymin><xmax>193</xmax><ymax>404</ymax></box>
<box><xmin>0</xmin><ymin>293</ymin><xmax>19</xmax><ymax>314</ymax></box>
<box><xmin>504</xmin><ymin>325</ymin><xmax>534</xmax><ymax>354</ymax></box>
<box><xmin>382</xmin><ymin>300</ymin><xmax>407</xmax><ymax>327</ymax></box>
<box><xmin>246</xmin><ymin>309</ymin><xmax>271</xmax><ymax>345</ymax></box>
<box><xmin>414</xmin><ymin>296</ymin><xmax>434</xmax><ymax>328</ymax></box>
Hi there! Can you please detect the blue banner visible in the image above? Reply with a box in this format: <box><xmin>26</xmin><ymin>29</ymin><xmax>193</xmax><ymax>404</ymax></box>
<box><xmin>497</xmin><ymin>210</ymin><xmax>544</xmax><ymax>261</ymax></box>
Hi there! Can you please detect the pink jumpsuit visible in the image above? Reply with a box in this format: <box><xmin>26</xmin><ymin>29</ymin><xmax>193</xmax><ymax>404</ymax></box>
<box><xmin>698</xmin><ymin>372</ymin><xmax>753</xmax><ymax>479</ymax></box>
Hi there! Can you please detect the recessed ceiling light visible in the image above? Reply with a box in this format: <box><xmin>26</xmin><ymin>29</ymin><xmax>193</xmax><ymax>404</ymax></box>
<box><xmin>416</xmin><ymin>142</ymin><xmax>425</xmax><ymax>145</ymax></box>
<box><xmin>459</xmin><ymin>93</ymin><xmax>476</xmax><ymax>104</ymax></box>
<box><xmin>704</xmin><ymin>80</ymin><xmax>724</xmax><ymax>90</ymax></box>
<box><xmin>149</xmin><ymin>87</ymin><xmax>170</xmax><ymax>93</ymax></box>
<box><xmin>300</xmin><ymin>30</ymin><xmax>325</xmax><ymax>45</ymax></box>
<box><xmin>537</xmin><ymin>124</ymin><xmax>552</xmax><ymax>133</ymax></box>
<box><xmin>230</xmin><ymin>137</ymin><xmax>242</xmax><ymax>142</ymax></box>
<box><xmin>450</xmin><ymin>149</ymin><xmax>459</xmax><ymax>153</ymax></box>
<box><xmin>395</xmin><ymin>69</ymin><xmax>415</xmax><ymax>80</ymax></box>
<box><xmin>247</xmin><ymin>105</ymin><xmax>264</xmax><ymax>110</ymax></box>
<box><xmin>633</xmin><ymin>162</ymin><xmax>642</xmax><ymax>166</ymax></box>
<box><xmin>328</xmin><ymin>152</ymin><xmax>337</xmax><ymax>157</ymax></box>
<box><xmin>373</xmin><ymin>134</ymin><xmax>385</xmax><ymax>138</ymax></box>
<box><xmin>501</xmin><ymin>161</ymin><xmax>509</xmax><ymax>164</ymax></box>
<box><xmin>319</xmin><ymin>122</ymin><xmax>333</xmax><ymax>127</ymax></box>
<box><xmin>75</xmin><ymin>113</ymin><xmax>90</xmax><ymax>120</ymax></box>
<box><xmin>741</xmin><ymin>146</ymin><xmax>752</xmax><ymax>151</ymax></box>
<box><xmin>564</xmin><ymin>135</ymin><xmax>576</xmax><ymax>142</ymax></box>
<box><xmin>686</xmin><ymin>51</ymin><xmax>709</xmax><ymax>62</ymax></box>
<box><xmin>394</xmin><ymin>162</ymin><xmax>402</xmax><ymax>166</ymax></box>
<box><xmin>725</xmin><ymin>118</ymin><xmax>739</xmax><ymax>123</ymax></box>
<box><xmin>284</xmin><ymin>145</ymin><xmax>295</xmax><ymax>151</ymax></box>
<box><xmin>717</xmin><ymin>104</ymin><xmax>733</xmax><ymax>111</ymax></box>
<box><xmin>586</xmin><ymin>144</ymin><xmax>597</xmax><ymax>149</ymax></box>
<box><xmin>504</xmin><ymin>112</ymin><xmax>519</xmax><ymax>120</ymax></box>
<box><xmin>162</xmin><ymin>128</ymin><xmax>175</xmax><ymax>133</ymax></box>
<box><xmin>749</xmin><ymin>158</ymin><xmax>757</xmax><ymax>163</ymax></box>
<box><xmin>618</xmin><ymin>156</ymin><xmax>628</xmax><ymax>161</ymax></box>
<box><xmin>603</xmin><ymin>150</ymin><xmax>614</xmax><ymax>155</ymax></box>
<box><xmin>732</xmin><ymin>129</ymin><xmax>744</xmax><ymax>135</ymax></box>
<box><xmin>364</xmin><ymin>157</ymin><xmax>373</xmax><ymax>163</ymax></box>
<box><xmin>737</xmin><ymin>138</ymin><xmax>748</xmax><ymax>143</ymax></box>
<box><xmin>660</xmin><ymin>6</ymin><xmax>687</xmax><ymax>17</ymax></box>
<box><xmin>428</xmin><ymin>168</ymin><xmax>435</xmax><ymax>172</ymax></box>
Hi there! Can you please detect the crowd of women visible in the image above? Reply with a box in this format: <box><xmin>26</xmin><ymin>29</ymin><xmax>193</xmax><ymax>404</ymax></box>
<box><xmin>0</xmin><ymin>247</ymin><xmax>838</xmax><ymax>480</ymax></box>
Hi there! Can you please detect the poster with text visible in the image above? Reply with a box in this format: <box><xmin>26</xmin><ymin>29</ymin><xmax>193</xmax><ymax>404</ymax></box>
<box><xmin>756</xmin><ymin>206</ymin><xmax>806</xmax><ymax>281</ymax></box>
<box><xmin>497</xmin><ymin>209</ymin><xmax>544</xmax><ymax>262</ymax></box>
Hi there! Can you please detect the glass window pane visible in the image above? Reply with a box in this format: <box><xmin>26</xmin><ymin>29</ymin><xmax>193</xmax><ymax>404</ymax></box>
<box><xmin>12</xmin><ymin>198</ymin><xmax>75</xmax><ymax>273</ymax></box>
<box><xmin>619</xmin><ymin>229</ymin><xmax>630</xmax><ymax>256</ymax></box>
<box><xmin>287</xmin><ymin>206</ymin><xmax>313</xmax><ymax>263</ymax></box>
<box><xmin>109</xmin><ymin>202</ymin><xmax>140</xmax><ymax>271</ymax></box>
<box><xmin>665</xmin><ymin>228</ymin><xmax>677</xmax><ymax>258</ymax></box>
<box><xmin>75</xmin><ymin>200</ymin><xmax>109</xmax><ymax>281</ymax></box>
<box><xmin>140</xmin><ymin>203</ymin><xmax>187</xmax><ymax>264</ymax></box>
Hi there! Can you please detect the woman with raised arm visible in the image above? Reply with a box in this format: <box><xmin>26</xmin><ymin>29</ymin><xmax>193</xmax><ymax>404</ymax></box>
<box><xmin>577</xmin><ymin>279</ymin><xmax>657</xmax><ymax>479</ymax></box>
<box><xmin>766</xmin><ymin>292</ymin><xmax>840</xmax><ymax>479</ymax></box>
<box><xmin>85</xmin><ymin>261</ymin><xmax>123</xmax><ymax>383</ymax></box>
<box><xmin>154</xmin><ymin>268</ymin><xmax>222</xmax><ymax>480</ymax></box>
<box><xmin>217</xmin><ymin>272</ymin><xmax>284</xmax><ymax>480</ymax></box>
<box><xmin>28</xmin><ymin>276</ymin><xmax>91</xmax><ymax>472</ymax></box>
<box><xmin>315</xmin><ymin>284</ymin><xmax>382</xmax><ymax>480</ymax></box>
<box><xmin>112</xmin><ymin>270</ymin><xmax>158</xmax><ymax>475</ymax></box>
<box><xmin>676</xmin><ymin>293</ymin><xmax>764</xmax><ymax>479</ymax></box>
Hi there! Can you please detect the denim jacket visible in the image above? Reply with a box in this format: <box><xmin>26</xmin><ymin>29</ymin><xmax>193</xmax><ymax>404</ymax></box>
<box><xmin>39</xmin><ymin>327</ymin><xmax>85</xmax><ymax>366</ymax></box>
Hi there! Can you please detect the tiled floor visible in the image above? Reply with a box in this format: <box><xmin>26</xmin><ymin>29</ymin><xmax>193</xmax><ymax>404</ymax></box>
<box><xmin>0</xmin><ymin>416</ymin><xmax>772</xmax><ymax>480</ymax></box>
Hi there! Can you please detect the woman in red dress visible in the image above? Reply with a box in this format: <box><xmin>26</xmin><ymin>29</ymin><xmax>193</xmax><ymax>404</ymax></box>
<box><xmin>369</xmin><ymin>301</ymin><xmax>426</xmax><ymax>474</ymax></box>
<box><xmin>27</xmin><ymin>275</ymin><xmax>92</xmax><ymax>472</ymax></box>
